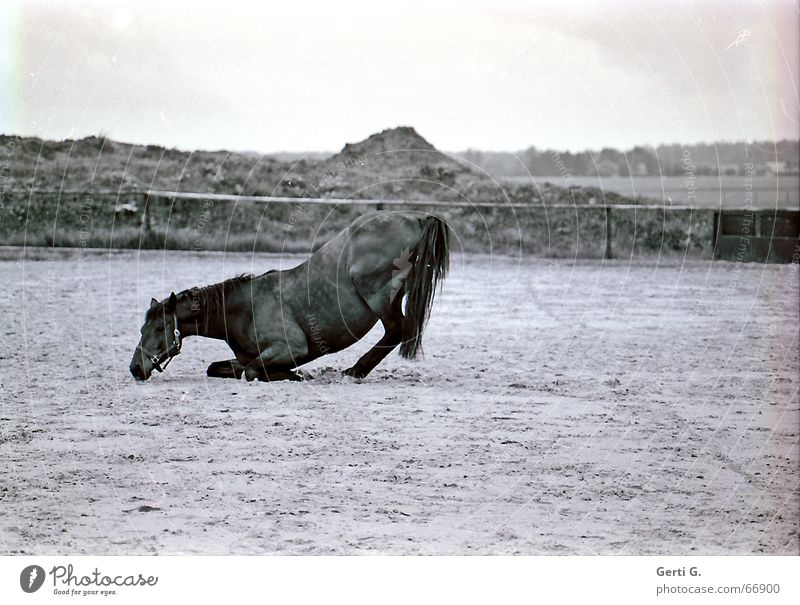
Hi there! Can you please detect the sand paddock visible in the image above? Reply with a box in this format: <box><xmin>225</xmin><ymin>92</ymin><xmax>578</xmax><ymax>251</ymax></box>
<box><xmin>1</xmin><ymin>248</ymin><xmax>797</xmax><ymax>554</ymax></box>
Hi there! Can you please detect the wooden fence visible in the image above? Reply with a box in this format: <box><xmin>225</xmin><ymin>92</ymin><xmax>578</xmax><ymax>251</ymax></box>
<box><xmin>712</xmin><ymin>209</ymin><xmax>800</xmax><ymax>263</ymax></box>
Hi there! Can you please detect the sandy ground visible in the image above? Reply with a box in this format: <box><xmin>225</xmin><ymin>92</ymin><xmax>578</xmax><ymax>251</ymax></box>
<box><xmin>0</xmin><ymin>248</ymin><xmax>798</xmax><ymax>555</ymax></box>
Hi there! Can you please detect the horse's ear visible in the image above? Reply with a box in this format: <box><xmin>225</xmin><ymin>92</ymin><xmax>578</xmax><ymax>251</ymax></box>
<box><xmin>167</xmin><ymin>292</ymin><xmax>178</xmax><ymax>310</ymax></box>
<box><xmin>150</xmin><ymin>298</ymin><xmax>158</xmax><ymax>310</ymax></box>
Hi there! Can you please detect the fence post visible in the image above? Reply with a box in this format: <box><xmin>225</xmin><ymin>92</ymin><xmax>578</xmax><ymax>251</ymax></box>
<box><xmin>142</xmin><ymin>192</ymin><xmax>153</xmax><ymax>243</ymax></box>
<box><xmin>605</xmin><ymin>206</ymin><xmax>613</xmax><ymax>260</ymax></box>
<box><xmin>712</xmin><ymin>210</ymin><xmax>719</xmax><ymax>259</ymax></box>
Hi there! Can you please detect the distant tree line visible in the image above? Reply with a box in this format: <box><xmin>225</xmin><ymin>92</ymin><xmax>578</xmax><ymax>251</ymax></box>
<box><xmin>460</xmin><ymin>140</ymin><xmax>800</xmax><ymax>178</ymax></box>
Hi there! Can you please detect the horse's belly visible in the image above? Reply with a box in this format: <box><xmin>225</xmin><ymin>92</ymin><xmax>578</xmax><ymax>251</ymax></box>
<box><xmin>304</xmin><ymin>288</ymin><xmax>378</xmax><ymax>354</ymax></box>
<box><xmin>313</xmin><ymin>289</ymin><xmax>378</xmax><ymax>351</ymax></box>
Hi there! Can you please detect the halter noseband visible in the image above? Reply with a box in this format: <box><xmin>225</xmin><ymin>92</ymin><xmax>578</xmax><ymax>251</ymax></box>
<box><xmin>136</xmin><ymin>315</ymin><xmax>182</xmax><ymax>373</ymax></box>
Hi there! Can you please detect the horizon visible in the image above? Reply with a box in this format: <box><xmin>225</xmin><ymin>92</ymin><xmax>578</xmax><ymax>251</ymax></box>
<box><xmin>2</xmin><ymin>0</ymin><xmax>798</xmax><ymax>153</ymax></box>
<box><xmin>1</xmin><ymin>128</ymin><xmax>798</xmax><ymax>158</ymax></box>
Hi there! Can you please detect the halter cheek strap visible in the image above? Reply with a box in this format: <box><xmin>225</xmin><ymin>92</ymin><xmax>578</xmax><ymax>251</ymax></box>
<box><xmin>136</xmin><ymin>315</ymin><xmax>182</xmax><ymax>373</ymax></box>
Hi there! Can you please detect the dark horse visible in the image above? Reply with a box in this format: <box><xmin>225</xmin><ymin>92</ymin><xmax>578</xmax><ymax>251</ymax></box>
<box><xmin>130</xmin><ymin>212</ymin><xmax>450</xmax><ymax>382</ymax></box>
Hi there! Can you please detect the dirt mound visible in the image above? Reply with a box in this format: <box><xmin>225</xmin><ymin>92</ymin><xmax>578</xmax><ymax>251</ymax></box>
<box><xmin>331</xmin><ymin>126</ymin><xmax>467</xmax><ymax>174</ymax></box>
<box><xmin>311</xmin><ymin>126</ymin><xmax>474</xmax><ymax>200</ymax></box>
<box><xmin>335</xmin><ymin>126</ymin><xmax>436</xmax><ymax>158</ymax></box>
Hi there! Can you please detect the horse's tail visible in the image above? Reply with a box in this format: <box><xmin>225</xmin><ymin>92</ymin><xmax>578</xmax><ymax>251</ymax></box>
<box><xmin>399</xmin><ymin>216</ymin><xmax>451</xmax><ymax>359</ymax></box>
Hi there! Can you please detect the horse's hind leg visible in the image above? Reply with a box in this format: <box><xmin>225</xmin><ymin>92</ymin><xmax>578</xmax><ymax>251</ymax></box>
<box><xmin>343</xmin><ymin>295</ymin><xmax>404</xmax><ymax>379</ymax></box>
<box><xmin>207</xmin><ymin>359</ymin><xmax>245</xmax><ymax>379</ymax></box>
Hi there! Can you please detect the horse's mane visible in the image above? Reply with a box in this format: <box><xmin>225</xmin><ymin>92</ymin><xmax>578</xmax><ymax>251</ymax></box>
<box><xmin>187</xmin><ymin>274</ymin><xmax>255</xmax><ymax>320</ymax></box>
<box><xmin>145</xmin><ymin>274</ymin><xmax>255</xmax><ymax>322</ymax></box>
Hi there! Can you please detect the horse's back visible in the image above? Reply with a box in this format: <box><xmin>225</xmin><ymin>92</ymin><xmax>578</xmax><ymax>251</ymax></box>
<box><xmin>343</xmin><ymin>211</ymin><xmax>424</xmax><ymax>272</ymax></box>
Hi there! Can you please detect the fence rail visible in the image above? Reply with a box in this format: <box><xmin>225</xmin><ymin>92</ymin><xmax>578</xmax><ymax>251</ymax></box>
<box><xmin>25</xmin><ymin>189</ymin><xmax>696</xmax><ymax>211</ymax></box>
<box><xmin>144</xmin><ymin>189</ymin><xmax>695</xmax><ymax>211</ymax></box>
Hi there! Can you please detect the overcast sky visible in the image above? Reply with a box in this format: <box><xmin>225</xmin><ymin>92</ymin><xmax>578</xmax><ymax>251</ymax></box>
<box><xmin>1</xmin><ymin>0</ymin><xmax>798</xmax><ymax>152</ymax></box>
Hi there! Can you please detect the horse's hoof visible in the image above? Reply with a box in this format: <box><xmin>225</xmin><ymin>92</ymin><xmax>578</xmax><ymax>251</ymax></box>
<box><xmin>342</xmin><ymin>367</ymin><xmax>366</xmax><ymax>380</ymax></box>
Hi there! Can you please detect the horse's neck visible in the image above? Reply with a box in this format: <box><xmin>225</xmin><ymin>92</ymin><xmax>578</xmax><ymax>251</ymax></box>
<box><xmin>181</xmin><ymin>290</ymin><xmax>238</xmax><ymax>341</ymax></box>
<box><xmin>184</xmin><ymin>316</ymin><xmax>225</xmax><ymax>341</ymax></box>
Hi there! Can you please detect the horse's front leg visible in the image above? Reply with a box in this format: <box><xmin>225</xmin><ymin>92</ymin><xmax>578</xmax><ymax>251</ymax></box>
<box><xmin>207</xmin><ymin>359</ymin><xmax>245</xmax><ymax>379</ymax></box>
<box><xmin>242</xmin><ymin>342</ymin><xmax>307</xmax><ymax>382</ymax></box>
<box><xmin>247</xmin><ymin>367</ymin><xmax>304</xmax><ymax>382</ymax></box>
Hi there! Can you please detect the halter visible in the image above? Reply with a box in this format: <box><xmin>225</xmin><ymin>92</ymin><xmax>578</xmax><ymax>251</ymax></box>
<box><xmin>136</xmin><ymin>315</ymin><xmax>182</xmax><ymax>373</ymax></box>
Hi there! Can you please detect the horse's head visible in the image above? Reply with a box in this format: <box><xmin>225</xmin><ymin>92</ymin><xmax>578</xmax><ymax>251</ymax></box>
<box><xmin>130</xmin><ymin>292</ymin><xmax>184</xmax><ymax>380</ymax></box>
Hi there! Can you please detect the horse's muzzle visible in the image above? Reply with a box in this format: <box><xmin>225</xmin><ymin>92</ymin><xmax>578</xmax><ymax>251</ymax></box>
<box><xmin>130</xmin><ymin>363</ymin><xmax>148</xmax><ymax>381</ymax></box>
